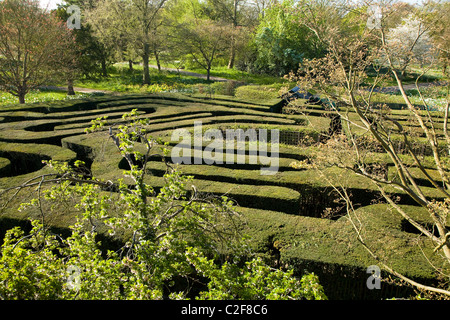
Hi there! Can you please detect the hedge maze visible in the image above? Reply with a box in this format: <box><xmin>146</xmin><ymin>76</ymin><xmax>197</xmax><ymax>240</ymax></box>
<box><xmin>0</xmin><ymin>92</ymin><xmax>448</xmax><ymax>299</ymax></box>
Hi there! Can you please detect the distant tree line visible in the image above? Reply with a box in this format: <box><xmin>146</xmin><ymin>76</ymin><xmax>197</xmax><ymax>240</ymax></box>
<box><xmin>1</xmin><ymin>0</ymin><xmax>449</xmax><ymax>103</ymax></box>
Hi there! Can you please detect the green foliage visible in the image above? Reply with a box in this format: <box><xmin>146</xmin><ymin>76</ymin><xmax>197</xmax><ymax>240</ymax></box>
<box><xmin>54</xmin><ymin>2</ymin><xmax>112</xmax><ymax>78</ymax></box>
<box><xmin>187</xmin><ymin>247</ymin><xmax>327</xmax><ymax>300</ymax></box>
<box><xmin>299</xmin><ymin>273</ymin><xmax>328</xmax><ymax>300</ymax></box>
<box><xmin>0</xmin><ymin>89</ymin><xmax>98</xmax><ymax>106</ymax></box>
<box><xmin>168</xmin><ymin>1</ymin><xmax>231</xmax><ymax>81</ymax></box>
<box><xmin>0</xmin><ymin>221</ymin><xmax>66</xmax><ymax>299</ymax></box>
<box><xmin>186</xmin><ymin>66</ymin><xmax>285</xmax><ymax>85</ymax></box>
<box><xmin>252</xmin><ymin>0</ymin><xmax>322</xmax><ymax>76</ymax></box>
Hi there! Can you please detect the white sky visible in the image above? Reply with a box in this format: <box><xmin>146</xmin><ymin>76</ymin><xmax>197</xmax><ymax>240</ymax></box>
<box><xmin>38</xmin><ymin>0</ymin><xmax>64</xmax><ymax>10</ymax></box>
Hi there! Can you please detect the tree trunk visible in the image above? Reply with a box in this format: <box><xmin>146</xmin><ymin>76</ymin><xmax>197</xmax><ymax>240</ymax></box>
<box><xmin>401</xmin><ymin>69</ymin><xmax>407</xmax><ymax>80</ymax></box>
<box><xmin>18</xmin><ymin>86</ymin><xmax>26</xmax><ymax>104</ymax></box>
<box><xmin>129</xmin><ymin>60</ymin><xmax>134</xmax><ymax>71</ymax></box>
<box><xmin>142</xmin><ymin>43</ymin><xmax>151</xmax><ymax>85</ymax></box>
<box><xmin>67</xmin><ymin>78</ymin><xmax>75</xmax><ymax>95</ymax></box>
<box><xmin>154</xmin><ymin>49</ymin><xmax>161</xmax><ymax>72</ymax></box>
<box><xmin>228</xmin><ymin>0</ymin><xmax>238</xmax><ymax>69</ymax></box>
<box><xmin>206</xmin><ymin>68</ymin><xmax>211</xmax><ymax>82</ymax></box>
<box><xmin>101</xmin><ymin>58</ymin><xmax>108</xmax><ymax>77</ymax></box>
<box><xmin>227</xmin><ymin>41</ymin><xmax>235</xmax><ymax>69</ymax></box>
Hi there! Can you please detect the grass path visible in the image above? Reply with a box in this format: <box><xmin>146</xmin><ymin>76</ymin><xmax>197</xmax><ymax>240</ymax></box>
<box><xmin>148</xmin><ymin>65</ymin><xmax>229</xmax><ymax>82</ymax></box>
<box><xmin>39</xmin><ymin>85</ymin><xmax>115</xmax><ymax>94</ymax></box>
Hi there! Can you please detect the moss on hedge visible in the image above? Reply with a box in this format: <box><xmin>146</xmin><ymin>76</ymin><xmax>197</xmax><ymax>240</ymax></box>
<box><xmin>0</xmin><ymin>142</ymin><xmax>77</xmax><ymax>188</ymax></box>
<box><xmin>0</xmin><ymin>92</ymin><xmax>448</xmax><ymax>299</ymax></box>
<box><xmin>236</xmin><ymin>203</ymin><xmax>442</xmax><ymax>299</ymax></box>
<box><xmin>0</xmin><ymin>157</ymin><xmax>11</xmax><ymax>176</ymax></box>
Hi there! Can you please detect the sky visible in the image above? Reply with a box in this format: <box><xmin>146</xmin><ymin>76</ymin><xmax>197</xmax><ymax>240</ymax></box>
<box><xmin>38</xmin><ymin>0</ymin><xmax>63</xmax><ymax>10</ymax></box>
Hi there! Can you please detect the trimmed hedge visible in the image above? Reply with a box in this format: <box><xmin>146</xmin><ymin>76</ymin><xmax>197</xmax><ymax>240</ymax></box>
<box><xmin>0</xmin><ymin>142</ymin><xmax>76</xmax><ymax>188</ymax></box>
<box><xmin>0</xmin><ymin>157</ymin><xmax>11</xmax><ymax>177</ymax></box>
<box><xmin>237</xmin><ymin>204</ymin><xmax>441</xmax><ymax>299</ymax></box>
<box><xmin>0</xmin><ymin>92</ymin><xmax>448</xmax><ymax>299</ymax></box>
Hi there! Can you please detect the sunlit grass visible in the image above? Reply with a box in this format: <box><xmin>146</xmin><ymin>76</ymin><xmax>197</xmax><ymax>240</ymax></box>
<box><xmin>147</xmin><ymin>59</ymin><xmax>286</xmax><ymax>85</ymax></box>
<box><xmin>74</xmin><ymin>63</ymin><xmax>210</xmax><ymax>93</ymax></box>
<box><xmin>0</xmin><ymin>89</ymin><xmax>98</xmax><ymax>106</ymax></box>
<box><xmin>185</xmin><ymin>66</ymin><xmax>286</xmax><ymax>85</ymax></box>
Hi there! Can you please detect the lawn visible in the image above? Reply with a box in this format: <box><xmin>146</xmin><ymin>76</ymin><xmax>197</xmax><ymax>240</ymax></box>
<box><xmin>0</xmin><ymin>89</ymin><xmax>99</xmax><ymax>106</ymax></box>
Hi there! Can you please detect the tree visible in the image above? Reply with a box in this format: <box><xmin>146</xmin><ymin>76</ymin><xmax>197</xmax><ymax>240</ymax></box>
<box><xmin>0</xmin><ymin>110</ymin><xmax>327</xmax><ymax>300</ymax></box>
<box><xmin>206</xmin><ymin>0</ymin><xmax>255</xmax><ymax>69</ymax></box>
<box><xmin>252</xmin><ymin>0</ymin><xmax>324</xmax><ymax>76</ymax></box>
<box><xmin>0</xmin><ymin>0</ymin><xmax>78</xmax><ymax>103</ymax></box>
<box><xmin>82</xmin><ymin>0</ymin><xmax>131</xmax><ymax>75</ymax></box>
<box><xmin>425</xmin><ymin>0</ymin><xmax>450</xmax><ymax>76</ymax></box>
<box><xmin>86</xmin><ymin>0</ymin><xmax>167</xmax><ymax>85</ymax></box>
<box><xmin>54</xmin><ymin>6</ymin><xmax>82</xmax><ymax>95</ymax></box>
<box><xmin>288</xmin><ymin>0</ymin><xmax>450</xmax><ymax>297</ymax></box>
<box><xmin>385</xmin><ymin>14</ymin><xmax>433</xmax><ymax>78</ymax></box>
<box><xmin>170</xmin><ymin>0</ymin><xmax>231</xmax><ymax>81</ymax></box>
<box><xmin>63</xmin><ymin>0</ymin><xmax>114</xmax><ymax>78</ymax></box>
<box><xmin>181</xmin><ymin>21</ymin><xmax>229</xmax><ymax>81</ymax></box>
<box><xmin>248</xmin><ymin>0</ymin><xmax>274</xmax><ymax>19</ymax></box>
